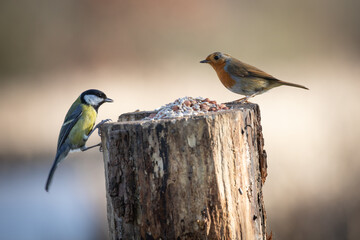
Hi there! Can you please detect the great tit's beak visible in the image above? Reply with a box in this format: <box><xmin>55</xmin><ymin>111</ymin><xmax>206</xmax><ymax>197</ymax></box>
<box><xmin>105</xmin><ymin>98</ymin><xmax>113</xmax><ymax>103</ymax></box>
<box><xmin>200</xmin><ymin>59</ymin><xmax>210</xmax><ymax>63</ymax></box>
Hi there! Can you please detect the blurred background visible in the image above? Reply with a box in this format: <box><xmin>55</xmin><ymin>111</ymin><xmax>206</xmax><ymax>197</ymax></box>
<box><xmin>1</xmin><ymin>0</ymin><xmax>359</xmax><ymax>239</ymax></box>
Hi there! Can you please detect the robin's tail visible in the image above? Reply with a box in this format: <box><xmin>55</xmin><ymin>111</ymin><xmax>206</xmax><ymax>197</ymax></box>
<box><xmin>278</xmin><ymin>80</ymin><xmax>309</xmax><ymax>90</ymax></box>
<box><xmin>45</xmin><ymin>144</ymin><xmax>70</xmax><ymax>192</ymax></box>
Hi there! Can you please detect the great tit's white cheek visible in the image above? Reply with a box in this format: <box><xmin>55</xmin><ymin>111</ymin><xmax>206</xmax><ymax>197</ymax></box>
<box><xmin>84</xmin><ymin>95</ymin><xmax>103</xmax><ymax>106</ymax></box>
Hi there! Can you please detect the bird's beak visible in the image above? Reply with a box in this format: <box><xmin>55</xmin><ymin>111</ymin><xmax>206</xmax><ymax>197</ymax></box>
<box><xmin>200</xmin><ymin>59</ymin><xmax>210</xmax><ymax>63</ymax></box>
<box><xmin>105</xmin><ymin>98</ymin><xmax>113</xmax><ymax>103</ymax></box>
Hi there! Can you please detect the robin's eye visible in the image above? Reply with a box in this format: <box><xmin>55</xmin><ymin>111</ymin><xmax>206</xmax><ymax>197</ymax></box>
<box><xmin>214</xmin><ymin>55</ymin><xmax>219</xmax><ymax>60</ymax></box>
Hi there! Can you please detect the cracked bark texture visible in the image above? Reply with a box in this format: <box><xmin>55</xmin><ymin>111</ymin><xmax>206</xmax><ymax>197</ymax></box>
<box><xmin>100</xmin><ymin>102</ymin><xmax>267</xmax><ymax>240</ymax></box>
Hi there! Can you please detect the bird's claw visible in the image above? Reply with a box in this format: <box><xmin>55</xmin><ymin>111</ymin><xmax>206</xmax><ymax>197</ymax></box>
<box><xmin>239</xmin><ymin>99</ymin><xmax>249</xmax><ymax>104</ymax></box>
<box><xmin>99</xmin><ymin>118</ymin><xmax>112</xmax><ymax>125</ymax></box>
<box><xmin>97</xmin><ymin>119</ymin><xmax>112</xmax><ymax>136</ymax></box>
<box><xmin>234</xmin><ymin>97</ymin><xmax>248</xmax><ymax>104</ymax></box>
<box><xmin>235</xmin><ymin>93</ymin><xmax>258</xmax><ymax>104</ymax></box>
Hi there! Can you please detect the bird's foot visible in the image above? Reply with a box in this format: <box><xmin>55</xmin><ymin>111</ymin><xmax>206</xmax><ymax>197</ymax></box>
<box><xmin>96</xmin><ymin>119</ymin><xmax>112</xmax><ymax>136</ymax></box>
<box><xmin>98</xmin><ymin>118</ymin><xmax>112</xmax><ymax>125</ymax></box>
<box><xmin>88</xmin><ymin>119</ymin><xmax>112</xmax><ymax>137</ymax></box>
<box><xmin>234</xmin><ymin>96</ymin><xmax>249</xmax><ymax>104</ymax></box>
<box><xmin>234</xmin><ymin>93</ymin><xmax>258</xmax><ymax>104</ymax></box>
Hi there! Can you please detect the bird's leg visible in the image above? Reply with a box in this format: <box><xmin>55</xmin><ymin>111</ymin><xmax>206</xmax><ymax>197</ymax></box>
<box><xmin>88</xmin><ymin>119</ymin><xmax>112</xmax><ymax>138</ymax></box>
<box><xmin>81</xmin><ymin>119</ymin><xmax>112</xmax><ymax>152</ymax></box>
<box><xmin>236</xmin><ymin>92</ymin><xmax>260</xmax><ymax>103</ymax></box>
<box><xmin>81</xmin><ymin>119</ymin><xmax>111</xmax><ymax>152</ymax></box>
<box><xmin>235</xmin><ymin>95</ymin><xmax>252</xmax><ymax>103</ymax></box>
<box><xmin>81</xmin><ymin>143</ymin><xmax>101</xmax><ymax>152</ymax></box>
<box><xmin>235</xmin><ymin>96</ymin><xmax>248</xmax><ymax>102</ymax></box>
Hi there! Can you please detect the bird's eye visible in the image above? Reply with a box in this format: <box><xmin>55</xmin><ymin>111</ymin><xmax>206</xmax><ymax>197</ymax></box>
<box><xmin>214</xmin><ymin>55</ymin><xmax>219</xmax><ymax>60</ymax></box>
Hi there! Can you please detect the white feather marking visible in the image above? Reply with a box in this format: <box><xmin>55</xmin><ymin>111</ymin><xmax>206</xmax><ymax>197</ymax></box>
<box><xmin>62</xmin><ymin>119</ymin><xmax>73</xmax><ymax>127</ymax></box>
<box><xmin>70</xmin><ymin>149</ymin><xmax>81</xmax><ymax>153</ymax></box>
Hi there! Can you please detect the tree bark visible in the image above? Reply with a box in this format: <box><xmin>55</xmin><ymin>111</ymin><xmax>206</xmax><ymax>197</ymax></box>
<box><xmin>100</xmin><ymin>102</ymin><xmax>268</xmax><ymax>240</ymax></box>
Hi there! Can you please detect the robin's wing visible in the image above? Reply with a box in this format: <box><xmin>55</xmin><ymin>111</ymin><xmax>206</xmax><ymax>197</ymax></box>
<box><xmin>56</xmin><ymin>104</ymin><xmax>83</xmax><ymax>150</ymax></box>
<box><xmin>227</xmin><ymin>59</ymin><xmax>280</xmax><ymax>81</ymax></box>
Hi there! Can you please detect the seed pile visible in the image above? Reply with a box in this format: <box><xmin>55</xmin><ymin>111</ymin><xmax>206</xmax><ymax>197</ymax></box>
<box><xmin>144</xmin><ymin>97</ymin><xmax>229</xmax><ymax>120</ymax></box>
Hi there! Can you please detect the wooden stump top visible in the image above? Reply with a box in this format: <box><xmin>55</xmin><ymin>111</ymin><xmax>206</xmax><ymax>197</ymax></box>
<box><xmin>100</xmin><ymin>102</ymin><xmax>268</xmax><ymax>240</ymax></box>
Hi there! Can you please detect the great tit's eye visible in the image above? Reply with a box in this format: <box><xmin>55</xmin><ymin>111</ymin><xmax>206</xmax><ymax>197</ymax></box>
<box><xmin>214</xmin><ymin>55</ymin><xmax>219</xmax><ymax>60</ymax></box>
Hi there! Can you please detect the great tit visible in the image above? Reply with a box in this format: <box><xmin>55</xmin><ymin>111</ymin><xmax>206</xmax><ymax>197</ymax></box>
<box><xmin>45</xmin><ymin>89</ymin><xmax>113</xmax><ymax>192</ymax></box>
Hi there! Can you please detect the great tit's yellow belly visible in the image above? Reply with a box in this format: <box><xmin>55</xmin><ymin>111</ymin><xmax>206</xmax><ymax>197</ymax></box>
<box><xmin>68</xmin><ymin>105</ymin><xmax>97</xmax><ymax>149</ymax></box>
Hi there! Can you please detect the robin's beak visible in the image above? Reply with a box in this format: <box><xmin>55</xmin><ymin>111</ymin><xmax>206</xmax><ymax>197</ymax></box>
<box><xmin>105</xmin><ymin>98</ymin><xmax>113</xmax><ymax>103</ymax></box>
<box><xmin>200</xmin><ymin>59</ymin><xmax>210</xmax><ymax>63</ymax></box>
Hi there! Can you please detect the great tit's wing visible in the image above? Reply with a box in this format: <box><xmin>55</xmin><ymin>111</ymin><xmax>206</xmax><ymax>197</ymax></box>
<box><xmin>227</xmin><ymin>59</ymin><xmax>279</xmax><ymax>81</ymax></box>
<box><xmin>56</xmin><ymin>104</ymin><xmax>83</xmax><ymax>150</ymax></box>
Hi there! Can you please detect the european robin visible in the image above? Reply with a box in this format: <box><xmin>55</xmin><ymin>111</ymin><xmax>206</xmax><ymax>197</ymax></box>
<box><xmin>200</xmin><ymin>52</ymin><xmax>308</xmax><ymax>102</ymax></box>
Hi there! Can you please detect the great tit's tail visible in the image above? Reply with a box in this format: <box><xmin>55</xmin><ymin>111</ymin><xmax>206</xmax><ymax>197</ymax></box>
<box><xmin>45</xmin><ymin>144</ymin><xmax>71</xmax><ymax>192</ymax></box>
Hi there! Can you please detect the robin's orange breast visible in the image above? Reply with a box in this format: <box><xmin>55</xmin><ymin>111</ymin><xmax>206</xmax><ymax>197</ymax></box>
<box><xmin>211</xmin><ymin>62</ymin><xmax>236</xmax><ymax>90</ymax></box>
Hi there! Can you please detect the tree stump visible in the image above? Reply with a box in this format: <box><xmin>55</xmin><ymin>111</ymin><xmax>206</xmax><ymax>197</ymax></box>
<box><xmin>100</xmin><ymin>102</ymin><xmax>268</xmax><ymax>240</ymax></box>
